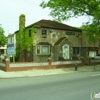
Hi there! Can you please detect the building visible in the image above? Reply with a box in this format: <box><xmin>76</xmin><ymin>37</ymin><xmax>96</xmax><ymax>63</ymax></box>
<box><xmin>14</xmin><ymin>19</ymin><xmax>82</xmax><ymax>62</ymax></box>
<box><xmin>7</xmin><ymin>33</ymin><xmax>16</xmax><ymax>62</ymax></box>
<box><xmin>0</xmin><ymin>45</ymin><xmax>7</xmax><ymax>61</ymax></box>
<box><xmin>8</xmin><ymin>19</ymin><xmax>100</xmax><ymax>64</ymax></box>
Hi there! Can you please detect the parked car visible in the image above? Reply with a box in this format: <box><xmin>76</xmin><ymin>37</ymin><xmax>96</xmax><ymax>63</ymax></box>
<box><xmin>94</xmin><ymin>54</ymin><xmax>100</xmax><ymax>59</ymax></box>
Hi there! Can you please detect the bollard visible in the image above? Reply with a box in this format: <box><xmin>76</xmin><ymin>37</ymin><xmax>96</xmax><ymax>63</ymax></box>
<box><xmin>75</xmin><ymin>64</ymin><xmax>78</xmax><ymax>71</ymax></box>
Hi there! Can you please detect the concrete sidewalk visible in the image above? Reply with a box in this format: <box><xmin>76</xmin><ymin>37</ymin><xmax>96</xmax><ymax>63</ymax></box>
<box><xmin>0</xmin><ymin>65</ymin><xmax>100</xmax><ymax>78</ymax></box>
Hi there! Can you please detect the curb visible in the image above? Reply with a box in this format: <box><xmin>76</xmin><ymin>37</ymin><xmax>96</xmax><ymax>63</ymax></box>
<box><xmin>0</xmin><ymin>65</ymin><xmax>100</xmax><ymax>78</ymax></box>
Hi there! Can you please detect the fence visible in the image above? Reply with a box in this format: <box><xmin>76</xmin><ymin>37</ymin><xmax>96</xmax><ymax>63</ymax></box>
<box><xmin>0</xmin><ymin>58</ymin><xmax>84</xmax><ymax>72</ymax></box>
<box><xmin>0</xmin><ymin>62</ymin><xmax>6</xmax><ymax>71</ymax></box>
<box><xmin>88</xmin><ymin>58</ymin><xmax>100</xmax><ymax>65</ymax></box>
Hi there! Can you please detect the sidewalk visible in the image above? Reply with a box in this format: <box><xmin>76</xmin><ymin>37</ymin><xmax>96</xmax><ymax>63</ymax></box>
<box><xmin>0</xmin><ymin>65</ymin><xmax>100</xmax><ymax>78</ymax></box>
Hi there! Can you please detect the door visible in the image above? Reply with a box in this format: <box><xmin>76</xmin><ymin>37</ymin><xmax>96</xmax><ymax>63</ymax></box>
<box><xmin>62</xmin><ymin>44</ymin><xmax>69</xmax><ymax>59</ymax></box>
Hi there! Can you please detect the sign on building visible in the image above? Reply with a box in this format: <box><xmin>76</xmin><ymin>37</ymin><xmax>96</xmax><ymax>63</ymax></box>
<box><xmin>7</xmin><ymin>44</ymin><xmax>15</xmax><ymax>55</ymax></box>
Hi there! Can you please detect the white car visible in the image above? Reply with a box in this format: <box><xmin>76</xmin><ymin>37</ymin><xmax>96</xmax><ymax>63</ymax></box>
<box><xmin>94</xmin><ymin>54</ymin><xmax>100</xmax><ymax>59</ymax></box>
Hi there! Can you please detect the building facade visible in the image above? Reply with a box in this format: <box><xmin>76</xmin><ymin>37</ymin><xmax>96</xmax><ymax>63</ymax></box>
<box><xmin>7</xmin><ymin>33</ymin><xmax>16</xmax><ymax>62</ymax></box>
<box><xmin>12</xmin><ymin>19</ymin><xmax>100</xmax><ymax>63</ymax></box>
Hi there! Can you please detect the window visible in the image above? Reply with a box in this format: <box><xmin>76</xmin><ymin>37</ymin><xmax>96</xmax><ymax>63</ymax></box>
<box><xmin>7</xmin><ymin>38</ymin><xmax>10</xmax><ymax>44</ymax></box>
<box><xmin>52</xmin><ymin>31</ymin><xmax>56</xmax><ymax>37</ymax></box>
<box><xmin>42</xmin><ymin>46</ymin><xmax>49</xmax><ymax>54</ymax></box>
<box><xmin>7</xmin><ymin>36</ymin><xmax>14</xmax><ymax>44</ymax></box>
<box><xmin>89</xmin><ymin>51</ymin><xmax>96</xmax><ymax>58</ymax></box>
<box><xmin>29</xmin><ymin>29</ymin><xmax>32</xmax><ymax>37</ymax></box>
<box><xmin>37</xmin><ymin>46</ymin><xmax>40</xmax><ymax>54</ymax></box>
<box><xmin>75</xmin><ymin>33</ymin><xmax>80</xmax><ymax>37</ymax></box>
<box><xmin>73</xmin><ymin>47</ymin><xmax>79</xmax><ymax>54</ymax></box>
<box><xmin>1</xmin><ymin>49</ymin><xmax>4</xmax><ymax>54</ymax></box>
<box><xmin>42</xmin><ymin>29</ymin><xmax>47</xmax><ymax>38</ymax></box>
<box><xmin>66</xmin><ymin>31</ymin><xmax>75</xmax><ymax>35</ymax></box>
<box><xmin>36</xmin><ymin>45</ymin><xmax>50</xmax><ymax>55</ymax></box>
<box><xmin>10</xmin><ymin>37</ymin><xmax>12</xmax><ymax>43</ymax></box>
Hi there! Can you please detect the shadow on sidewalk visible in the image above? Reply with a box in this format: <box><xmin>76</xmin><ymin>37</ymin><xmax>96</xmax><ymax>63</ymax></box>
<box><xmin>61</xmin><ymin>65</ymin><xmax>100</xmax><ymax>73</ymax></box>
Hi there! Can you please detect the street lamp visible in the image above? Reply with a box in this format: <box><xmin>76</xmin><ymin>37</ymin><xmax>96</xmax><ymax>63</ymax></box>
<box><xmin>93</xmin><ymin>34</ymin><xmax>96</xmax><ymax>69</ymax></box>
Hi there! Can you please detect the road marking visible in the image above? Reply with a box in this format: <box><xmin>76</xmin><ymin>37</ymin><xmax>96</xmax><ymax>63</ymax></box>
<box><xmin>92</xmin><ymin>74</ymin><xmax>100</xmax><ymax>76</ymax></box>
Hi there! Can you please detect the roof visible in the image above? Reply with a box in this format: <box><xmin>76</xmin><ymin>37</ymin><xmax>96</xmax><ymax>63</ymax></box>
<box><xmin>54</xmin><ymin>37</ymin><xmax>66</xmax><ymax>45</ymax></box>
<box><xmin>27</xmin><ymin>19</ymin><xmax>82</xmax><ymax>32</ymax></box>
<box><xmin>7</xmin><ymin>33</ymin><xmax>14</xmax><ymax>37</ymax></box>
<box><xmin>37</xmin><ymin>42</ymin><xmax>52</xmax><ymax>45</ymax></box>
<box><xmin>15</xmin><ymin>19</ymin><xmax>82</xmax><ymax>33</ymax></box>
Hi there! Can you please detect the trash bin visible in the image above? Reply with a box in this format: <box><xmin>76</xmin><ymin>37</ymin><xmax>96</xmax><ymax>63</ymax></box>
<box><xmin>75</xmin><ymin>64</ymin><xmax>78</xmax><ymax>71</ymax></box>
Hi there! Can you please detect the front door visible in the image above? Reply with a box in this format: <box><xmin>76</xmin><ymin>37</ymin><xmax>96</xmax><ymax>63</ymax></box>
<box><xmin>62</xmin><ymin>44</ymin><xmax>69</xmax><ymax>59</ymax></box>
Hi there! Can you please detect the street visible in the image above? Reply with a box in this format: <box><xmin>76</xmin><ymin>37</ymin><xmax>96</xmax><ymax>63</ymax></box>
<box><xmin>0</xmin><ymin>71</ymin><xmax>100</xmax><ymax>100</ymax></box>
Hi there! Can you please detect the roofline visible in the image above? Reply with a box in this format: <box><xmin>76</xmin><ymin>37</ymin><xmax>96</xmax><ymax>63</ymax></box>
<box><xmin>14</xmin><ymin>27</ymin><xmax>82</xmax><ymax>33</ymax></box>
<box><xmin>40</xmin><ymin>26</ymin><xmax>82</xmax><ymax>32</ymax></box>
<box><xmin>14</xmin><ymin>19</ymin><xmax>82</xmax><ymax>33</ymax></box>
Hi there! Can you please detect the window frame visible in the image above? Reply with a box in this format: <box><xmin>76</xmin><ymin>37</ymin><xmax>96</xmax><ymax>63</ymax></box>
<box><xmin>66</xmin><ymin>31</ymin><xmax>75</xmax><ymax>35</ymax></box>
<box><xmin>52</xmin><ymin>31</ymin><xmax>56</xmax><ymax>38</ymax></box>
<box><xmin>73</xmin><ymin>47</ymin><xmax>79</xmax><ymax>55</ymax></box>
<box><xmin>36</xmin><ymin>45</ymin><xmax>50</xmax><ymax>55</ymax></box>
<box><xmin>42</xmin><ymin>29</ymin><xmax>47</xmax><ymax>38</ymax></box>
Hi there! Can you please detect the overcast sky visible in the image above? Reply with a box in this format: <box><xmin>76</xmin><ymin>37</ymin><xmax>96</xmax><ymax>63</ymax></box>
<box><xmin>0</xmin><ymin>0</ymin><xmax>88</xmax><ymax>36</ymax></box>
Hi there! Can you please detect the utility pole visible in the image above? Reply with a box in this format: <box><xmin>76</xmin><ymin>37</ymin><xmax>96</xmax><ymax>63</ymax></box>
<box><xmin>93</xmin><ymin>34</ymin><xmax>96</xmax><ymax>69</ymax></box>
<box><xmin>94</xmin><ymin>42</ymin><xmax>95</xmax><ymax>69</ymax></box>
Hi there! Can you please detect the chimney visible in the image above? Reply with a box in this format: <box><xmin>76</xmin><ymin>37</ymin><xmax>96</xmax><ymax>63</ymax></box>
<box><xmin>19</xmin><ymin>14</ymin><xmax>25</xmax><ymax>31</ymax></box>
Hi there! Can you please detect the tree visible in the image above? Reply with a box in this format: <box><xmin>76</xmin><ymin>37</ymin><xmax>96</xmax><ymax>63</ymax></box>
<box><xmin>16</xmin><ymin>14</ymin><xmax>36</xmax><ymax>61</ymax></box>
<box><xmin>18</xmin><ymin>14</ymin><xmax>35</xmax><ymax>53</ymax></box>
<box><xmin>0</xmin><ymin>24</ymin><xmax>6</xmax><ymax>46</ymax></box>
<box><xmin>40</xmin><ymin>0</ymin><xmax>100</xmax><ymax>43</ymax></box>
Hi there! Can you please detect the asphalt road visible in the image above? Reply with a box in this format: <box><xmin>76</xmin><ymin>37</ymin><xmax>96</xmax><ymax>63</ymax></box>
<box><xmin>0</xmin><ymin>71</ymin><xmax>100</xmax><ymax>100</ymax></box>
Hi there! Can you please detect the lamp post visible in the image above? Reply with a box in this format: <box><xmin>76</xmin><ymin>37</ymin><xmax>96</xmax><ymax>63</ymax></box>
<box><xmin>93</xmin><ymin>34</ymin><xmax>96</xmax><ymax>69</ymax></box>
<box><xmin>94</xmin><ymin>42</ymin><xmax>95</xmax><ymax>69</ymax></box>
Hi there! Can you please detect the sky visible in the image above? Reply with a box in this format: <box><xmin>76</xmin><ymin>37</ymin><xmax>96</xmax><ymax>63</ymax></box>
<box><xmin>0</xmin><ymin>0</ymin><xmax>89</xmax><ymax>36</ymax></box>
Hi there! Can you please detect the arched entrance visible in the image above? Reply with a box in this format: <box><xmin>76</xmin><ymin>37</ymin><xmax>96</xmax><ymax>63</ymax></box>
<box><xmin>62</xmin><ymin>44</ymin><xmax>69</xmax><ymax>59</ymax></box>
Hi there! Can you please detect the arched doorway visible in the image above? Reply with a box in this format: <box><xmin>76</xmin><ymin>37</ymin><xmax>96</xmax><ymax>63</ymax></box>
<box><xmin>62</xmin><ymin>44</ymin><xmax>70</xmax><ymax>59</ymax></box>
